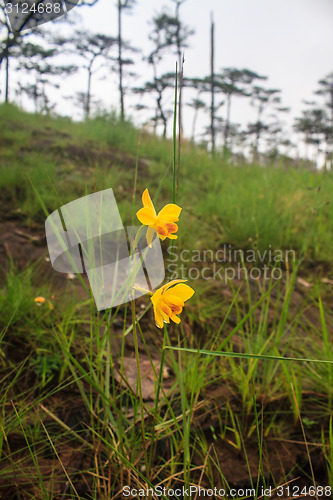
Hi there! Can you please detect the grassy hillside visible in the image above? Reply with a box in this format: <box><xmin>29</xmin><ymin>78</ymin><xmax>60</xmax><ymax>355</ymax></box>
<box><xmin>1</xmin><ymin>103</ymin><xmax>333</xmax><ymax>260</ymax></box>
<box><xmin>1</xmin><ymin>103</ymin><xmax>333</xmax><ymax>498</ymax></box>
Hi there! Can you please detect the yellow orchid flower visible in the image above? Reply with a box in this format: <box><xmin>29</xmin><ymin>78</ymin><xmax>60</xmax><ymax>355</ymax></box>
<box><xmin>34</xmin><ymin>296</ymin><xmax>54</xmax><ymax>309</ymax></box>
<box><xmin>136</xmin><ymin>189</ymin><xmax>182</xmax><ymax>246</ymax></box>
<box><xmin>34</xmin><ymin>296</ymin><xmax>46</xmax><ymax>306</ymax></box>
<box><xmin>151</xmin><ymin>279</ymin><xmax>195</xmax><ymax>329</ymax></box>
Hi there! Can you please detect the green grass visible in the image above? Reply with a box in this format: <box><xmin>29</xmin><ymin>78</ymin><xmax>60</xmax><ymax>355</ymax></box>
<box><xmin>1</xmin><ymin>102</ymin><xmax>333</xmax><ymax>498</ymax></box>
<box><xmin>2</xmin><ymin>103</ymin><xmax>333</xmax><ymax>260</ymax></box>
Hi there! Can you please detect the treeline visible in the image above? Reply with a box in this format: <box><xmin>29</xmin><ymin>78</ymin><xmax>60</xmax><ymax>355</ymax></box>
<box><xmin>0</xmin><ymin>0</ymin><xmax>332</xmax><ymax>166</ymax></box>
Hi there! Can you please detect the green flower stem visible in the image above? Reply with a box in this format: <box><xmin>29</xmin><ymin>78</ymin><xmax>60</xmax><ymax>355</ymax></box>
<box><xmin>132</xmin><ymin>286</ymin><xmax>153</xmax><ymax>295</ymax></box>
<box><xmin>132</xmin><ymin>224</ymin><xmax>144</xmax><ymax>252</ymax></box>
<box><xmin>131</xmin><ymin>298</ymin><xmax>149</xmax><ymax>476</ymax></box>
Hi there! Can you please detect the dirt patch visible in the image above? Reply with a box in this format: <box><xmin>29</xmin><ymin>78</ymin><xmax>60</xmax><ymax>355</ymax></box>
<box><xmin>0</xmin><ymin>136</ymin><xmax>16</xmax><ymax>148</ymax></box>
<box><xmin>31</xmin><ymin>126</ymin><xmax>71</xmax><ymax>140</ymax></box>
<box><xmin>23</xmin><ymin>136</ymin><xmax>150</xmax><ymax>173</ymax></box>
<box><xmin>63</xmin><ymin>143</ymin><xmax>149</xmax><ymax>172</ymax></box>
<box><xmin>0</xmin><ymin>221</ymin><xmax>46</xmax><ymax>269</ymax></box>
<box><xmin>0</xmin><ymin>221</ymin><xmax>89</xmax><ymax>299</ymax></box>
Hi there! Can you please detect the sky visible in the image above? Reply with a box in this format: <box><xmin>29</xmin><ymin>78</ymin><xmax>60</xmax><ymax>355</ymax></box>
<box><xmin>3</xmin><ymin>0</ymin><xmax>333</xmax><ymax>154</ymax></box>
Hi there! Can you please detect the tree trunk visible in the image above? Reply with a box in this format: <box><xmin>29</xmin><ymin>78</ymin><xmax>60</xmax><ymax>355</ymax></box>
<box><xmin>5</xmin><ymin>54</ymin><xmax>9</xmax><ymax>103</ymax></box>
<box><xmin>162</xmin><ymin>118</ymin><xmax>167</xmax><ymax>138</ymax></box>
<box><xmin>175</xmin><ymin>0</ymin><xmax>183</xmax><ymax>132</ymax></box>
<box><xmin>157</xmin><ymin>92</ymin><xmax>167</xmax><ymax>138</ymax></box>
<box><xmin>254</xmin><ymin>106</ymin><xmax>263</xmax><ymax>161</ymax></box>
<box><xmin>329</xmin><ymin>84</ymin><xmax>333</xmax><ymax>169</ymax></box>
<box><xmin>304</xmin><ymin>134</ymin><xmax>309</xmax><ymax>161</ymax></box>
<box><xmin>153</xmin><ymin>106</ymin><xmax>158</xmax><ymax>134</ymax></box>
<box><xmin>224</xmin><ymin>94</ymin><xmax>231</xmax><ymax>151</ymax></box>
<box><xmin>210</xmin><ymin>14</ymin><xmax>215</xmax><ymax>156</ymax></box>
<box><xmin>254</xmin><ymin>124</ymin><xmax>260</xmax><ymax>160</ymax></box>
<box><xmin>86</xmin><ymin>66</ymin><xmax>92</xmax><ymax>118</ymax></box>
<box><xmin>118</xmin><ymin>0</ymin><xmax>125</xmax><ymax>121</ymax></box>
<box><xmin>175</xmin><ymin>1</ymin><xmax>182</xmax><ymax>71</ymax></box>
<box><xmin>191</xmin><ymin>108</ymin><xmax>198</xmax><ymax>143</ymax></box>
<box><xmin>34</xmin><ymin>79</ymin><xmax>38</xmax><ymax>113</ymax></box>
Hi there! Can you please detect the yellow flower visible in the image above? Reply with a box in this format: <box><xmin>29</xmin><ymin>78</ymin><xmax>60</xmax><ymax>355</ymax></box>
<box><xmin>151</xmin><ymin>279</ymin><xmax>195</xmax><ymax>328</ymax></box>
<box><xmin>34</xmin><ymin>297</ymin><xmax>46</xmax><ymax>306</ymax></box>
<box><xmin>136</xmin><ymin>189</ymin><xmax>182</xmax><ymax>246</ymax></box>
<box><xmin>34</xmin><ymin>296</ymin><xmax>54</xmax><ymax>309</ymax></box>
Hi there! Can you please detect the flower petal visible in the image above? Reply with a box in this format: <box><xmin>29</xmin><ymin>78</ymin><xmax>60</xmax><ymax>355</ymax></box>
<box><xmin>142</xmin><ymin>188</ymin><xmax>156</xmax><ymax>213</ymax></box>
<box><xmin>160</xmin><ymin>301</ymin><xmax>172</xmax><ymax>317</ymax></box>
<box><xmin>34</xmin><ymin>296</ymin><xmax>46</xmax><ymax>304</ymax></box>
<box><xmin>158</xmin><ymin>204</ymin><xmax>182</xmax><ymax>220</ymax></box>
<box><xmin>172</xmin><ymin>305</ymin><xmax>183</xmax><ymax>314</ymax></box>
<box><xmin>165</xmin><ymin>222</ymin><xmax>178</xmax><ymax>233</ymax></box>
<box><xmin>158</xmin><ymin>221</ymin><xmax>178</xmax><ymax>235</ymax></box>
<box><xmin>137</xmin><ymin>207</ymin><xmax>156</xmax><ymax>225</ymax></box>
<box><xmin>166</xmin><ymin>283</ymin><xmax>195</xmax><ymax>302</ymax></box>
<box><xmin>160</xmin><ymin>309</ymin><xmax>170</xmax><ymax>324</ymax></box>
<box><xmin>153</xmin><ymin>305</ymin><xmax>164</xmax><ymax>328</ymax></box>
<box><xmin>151</xmin><ymin>279</ymin><xmax>194</xmax><ymax>329</ymax></box>
<box><xmin>160</xmin><ymin>279</ymin><xmax>188</xmax><ymax>293</ymax></box>
<box><xmin>151</xmin><ymin>288</ymin><xmax>163</xmax><ymax>306</ymax></box>
<box><xmin>170</xmin><ymin>313</ymin><xmax>181</xmax><ymax>324</ymax></box>
<box><xmin>146</xmin><ymin>226</ymin><xmax>155</xmax><ymax>247</ymax></box>
<box><xmin>155</xmin><ymin>224</ymin><xmax>168</xmax><ymax>237</ymax></box>
<box><xmin>163</xmin><ymin>294</ymin><xmax>184</xmax><ymax>308</ymax></box>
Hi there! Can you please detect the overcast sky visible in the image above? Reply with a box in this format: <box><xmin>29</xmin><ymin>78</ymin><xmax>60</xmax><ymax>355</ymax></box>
<box><xmin>5</xmin><ymin>0</ymin><xmax>333</xmax><ymax>152</ymax></box>
<box><xmin>74</xmin><ymin>0</ymin><xmax>333</xmax><ymax>147</ymax></box>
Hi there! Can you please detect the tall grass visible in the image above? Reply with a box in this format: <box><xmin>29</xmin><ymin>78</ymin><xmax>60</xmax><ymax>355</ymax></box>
<box><xmin>1</xmin><ymin>101</ymin><xmax>333</xmax><ymax>497</ymax></box>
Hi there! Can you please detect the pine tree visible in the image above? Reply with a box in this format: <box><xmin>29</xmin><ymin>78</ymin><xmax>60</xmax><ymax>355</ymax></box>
<box><xmin>116</xmin><ymin>0</ymin><xmax>136</xmax><ymax>121</ymax></box>
<box><xmin>56</xmin><ymin>31</ymin><xmax>116</xmax><ymax>118</ymax></box>
<box><xmin>214</xmin><ymin>68</ymin><xmax>266</xmax><ymax>152</ymax></box>
<box><xmin>17</xmin><ymin>42</ymin><xmax>75</xmax><ymax>113</ymax></box>
<box><xmin>315</xmin><ymin>72</ymin><xmax>333</xmax><ymax>166</ymax></box>
<box><xmin>247</xmin><ymin>86</ymin><xmax>282</xmax><ymax>159</ymax></box>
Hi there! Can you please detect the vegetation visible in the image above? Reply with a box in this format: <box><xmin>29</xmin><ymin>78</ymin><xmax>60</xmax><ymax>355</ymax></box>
<box><xmin>1</xmin><ymin>1</ymin><xmax>332</xmax><ymax>164</ymax></box>
<box><xmin>1</xmin><ymin>103</ymin><xmax>333</xmax><ymax>498</ymax></box>
<box><xmin>1</xmin><ymin>1</ymin><xmax>333</xmax><ymax>498</ymax></box>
